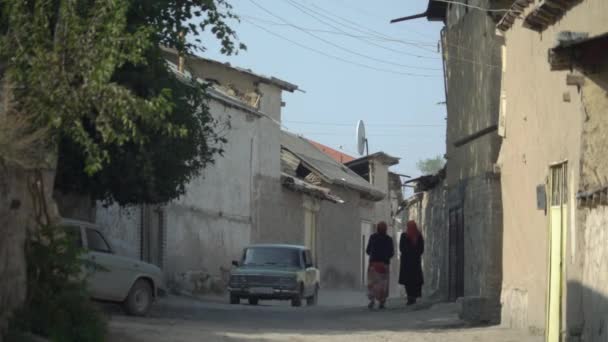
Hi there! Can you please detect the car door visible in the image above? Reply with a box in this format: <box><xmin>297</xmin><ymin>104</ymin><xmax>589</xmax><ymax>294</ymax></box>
<box><xmin>84</xmin><ymin>228</ymin><xmax>132</xmax><ymax>301</ymax></box>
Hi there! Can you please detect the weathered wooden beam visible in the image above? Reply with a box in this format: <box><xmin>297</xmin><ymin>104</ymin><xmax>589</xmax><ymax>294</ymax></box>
<box><xmin>566</xmin><ymin>73</ymin><xmax>585</xmax><ymax>86</ymax></box>
<box><xmin>452</xmin><ymin>125</ymin><xmax>499</xmax><ymax>148</ymax></box>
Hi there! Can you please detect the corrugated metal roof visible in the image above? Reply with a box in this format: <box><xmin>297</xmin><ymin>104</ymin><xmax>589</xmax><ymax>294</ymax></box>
<box><xmin>281</xmin><ymin>173</ymin><xmax>344</xmax><ymax>204</ymax></box>
<box><xmin>306</xmin><ymin>140</ymin><xmax>355</xmax><ymax>164</ymax></box>
<box><xmin>280</xmin><ymin>131</ymin><xmax>385</xmax><ymax>200</ymax></box>
<box><xmin>346</xmin><ymin>152</ymin><xmax>400</xmax><ymax>167</ymax></box>
<box><xmin>161</xmin><ymin>46</ymin><xmax>298</xmax><ymax>92</ymax></box>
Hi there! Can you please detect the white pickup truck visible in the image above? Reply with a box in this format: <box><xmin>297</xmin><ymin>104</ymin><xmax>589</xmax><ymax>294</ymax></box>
<box><xmin>63</xmin><ymin>219</ymin><xmax>164</xmax><ymax>316</ymax></box>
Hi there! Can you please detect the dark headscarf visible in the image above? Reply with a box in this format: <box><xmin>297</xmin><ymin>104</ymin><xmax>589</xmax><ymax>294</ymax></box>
<box><xmin>377</xmin><ymin>221</ymin><xmax>388</xmax><ymax>235</ymax></box>
<box><xmin>406</xmin><ymin>220</ymin><xmax>420</xmax><ymax>243</ymax></box>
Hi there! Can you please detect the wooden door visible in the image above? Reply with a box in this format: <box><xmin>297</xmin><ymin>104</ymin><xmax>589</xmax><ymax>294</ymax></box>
<box><xmin>448</xmin><ymin>207</ymin><xmax>465</xmax><ymax>301</ymax></box>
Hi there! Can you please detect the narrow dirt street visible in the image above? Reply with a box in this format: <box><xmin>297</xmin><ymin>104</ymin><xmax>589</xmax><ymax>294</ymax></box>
<box><xmin>107</xmin><ymin>292</ymin><xmax>542</xmax><ymax>342</ymax></box>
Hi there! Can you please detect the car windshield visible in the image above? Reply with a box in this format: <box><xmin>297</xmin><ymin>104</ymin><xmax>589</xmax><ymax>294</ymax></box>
<box><xmin>242</xmin><ymin>247</ymin><xmax>301</xmax><ymax>267</ymax></box>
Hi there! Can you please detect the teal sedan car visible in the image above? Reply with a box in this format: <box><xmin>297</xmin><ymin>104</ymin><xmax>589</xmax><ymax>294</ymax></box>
<box><xmin>228</xmin><ymin>244</ymin><xmax>320</xmax><ymax>307</ymax></box>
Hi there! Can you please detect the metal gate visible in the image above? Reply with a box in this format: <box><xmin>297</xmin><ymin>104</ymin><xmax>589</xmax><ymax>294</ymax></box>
<box><xmin>448</xmin><ymin>207</ymin><xmax>465</xmax><ymax>301</ymax></box>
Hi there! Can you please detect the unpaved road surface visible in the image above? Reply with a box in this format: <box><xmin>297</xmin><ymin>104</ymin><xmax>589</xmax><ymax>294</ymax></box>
<box><xmin>107</xmin><ymin>293</ymin><xmax>542</xmax><ymax>342</ymax></box>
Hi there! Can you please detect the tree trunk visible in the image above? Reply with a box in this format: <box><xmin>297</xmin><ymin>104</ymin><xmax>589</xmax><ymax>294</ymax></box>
<box><xmin>0</xmin><ymin>167</ymin><xmax>58</xmax><ymax>340</ymax></box>
<box><xmin>0</xmin><ymin>77</ymin><xmax>59</xmax><ymax>340</ymax></box>
<box><xmin>0</xmin><ymin>166</ymin><xmax>31</xmax><ymax>337</ymax></box>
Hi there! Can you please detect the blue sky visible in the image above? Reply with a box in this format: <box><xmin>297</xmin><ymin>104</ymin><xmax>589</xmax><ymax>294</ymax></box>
<box><xmin>196</xmin><ymin>0</ymin><xmax>446</xmax><ymax>179</ymax></box>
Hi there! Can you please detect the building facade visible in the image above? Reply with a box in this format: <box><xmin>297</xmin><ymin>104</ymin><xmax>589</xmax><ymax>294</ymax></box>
<box><xmin>92</xmin><ymin>51</ymin><xmax>404</xmax><ymax>294</ymax></box>
<box><xmin>440</xmin><ymin>0</ymin><xmax>505</xmax><ymax>323</ymax></box>
<box><xmin>95</xmin><ymin>50</ymin><xmax>298</xmax><ymax>294</ymax></box>
<box><xmin>496</xmin><ymin>1</ymin><xmax>608</xmax><ymax>340</ymax></box>
<box><xmin>263</xmin><ymin>132</ymin><xmax>401</xmax><ymax>289</ymax></box>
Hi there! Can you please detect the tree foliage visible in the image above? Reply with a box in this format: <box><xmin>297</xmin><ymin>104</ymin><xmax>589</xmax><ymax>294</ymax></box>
<box><xmin>8</xmin><ymin>225</ymin><xmax>107</xmax><ymax>342</ymax></box>
<box><xmin>0</xmin><ymin>0</ymin><xmax>244</xmax><ymax>205</ymax></box>
<box><xmin>416</xmin><ymin>155</ymin><xmax>445</xmax><ymax>175</ymax></box>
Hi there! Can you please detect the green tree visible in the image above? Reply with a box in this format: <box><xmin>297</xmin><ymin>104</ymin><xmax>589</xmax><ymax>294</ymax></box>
<box><xmin>54</xmin><ymin>47</ymin><xmax>231</xmax><ymax>205</ymax></box>
<box><xmin>1</xmin><ymin>0</ymin><xmax>244</xmax><ymax>206</ymax></box>
<box><xmin>0</xmin><ymin>0</ymin><xmax>243</xmax><ymax>337</ymax></box>
<box><xmin>416</xmin><ymin>155</ymin><xmax>446</xmax><ymax>175</ymax></box>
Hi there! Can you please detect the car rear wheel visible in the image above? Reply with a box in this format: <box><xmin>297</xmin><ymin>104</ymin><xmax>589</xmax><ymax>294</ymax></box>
<box><xmin>230</xmin><ymin>293</ymin><xmax>240</xmax><ymax>305</ymax></box>
<box><xmin>248</xmin><ymin>297</ymin><xmax>259</xmax><ymax>305</ymax></box>
<box><xmin>124</xmin><ymin>279</ymin><xmax>153</xmax><ymax>316</ymax></box>
<box><xmin>306</xmin><ymin>285</ymin><xmax>319</xmax><ymax>306</ymax></box>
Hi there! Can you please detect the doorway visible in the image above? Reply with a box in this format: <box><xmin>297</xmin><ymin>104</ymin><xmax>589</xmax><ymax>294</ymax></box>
<box><xmin>546</xmin><ymin>162</ymin><xmax>568</xmax><ymax>342</ymax></box>
<box><xmin>448</xmin><ymin>207</ymin><xmax>465</xmax><ymax>301</ymax></box>
<box><xmin>141</xmin><ymin>205</ymin><xmax>165</xmax><ymax>268</ymax></box>
<box><xmin>360</xmin><ymin>221</ymin><xmax>373</xmax><ymax>287</ymax></box>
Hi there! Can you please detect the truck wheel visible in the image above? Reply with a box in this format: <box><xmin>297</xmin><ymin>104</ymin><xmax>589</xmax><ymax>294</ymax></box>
<box><xmin>124</xmin><ymin>279</ymin><xmax>153</xmax><ymax>316</ymax></box>
<box><xmin>248</xmin><ymin>297</ymin><xmax>259</xmax><ymax>305</ymax></box>
<box><xmin>306</xmin><ymin>285</ymin><xmax>319</xmax><ymax>306</ymax></box>
<box><xmin>230</xmin><ymin>293</ymin><xmax>240</xmax><ymax>305</ymax></box>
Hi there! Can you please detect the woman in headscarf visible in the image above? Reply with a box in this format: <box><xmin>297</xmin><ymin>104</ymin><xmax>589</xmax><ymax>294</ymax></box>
<box><xmin>365</xmin><ymin>221</ymin><xmax>394</xmax><ymax>309</ymax></box>
<box><xmin>398</xmin><ymin>220</ymin><xmax>424</xmax><ymax>305</ymax></box>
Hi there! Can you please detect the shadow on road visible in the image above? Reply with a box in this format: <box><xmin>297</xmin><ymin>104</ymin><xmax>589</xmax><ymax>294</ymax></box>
<box><xmin>105</xmin><ymin>293</ymin><xmax>470</xmax><ymax>334</ymax></box>
<box><xmin>105</xmin><ymin>292</ymin><xmax>545</xmax><ymax>342</ymax></box>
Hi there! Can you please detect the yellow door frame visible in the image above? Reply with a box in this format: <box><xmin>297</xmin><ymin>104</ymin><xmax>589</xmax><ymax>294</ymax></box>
<box><xmin>545</xmin><ymin>162</ymin><xmax>568</xmax><ymax>342</ymax></box>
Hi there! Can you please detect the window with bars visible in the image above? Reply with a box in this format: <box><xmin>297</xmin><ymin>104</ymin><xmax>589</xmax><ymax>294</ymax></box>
<box><xmin>550</xmin><ymin>164</ymin><xmax>568</xmax><ymax>207</ymax></box>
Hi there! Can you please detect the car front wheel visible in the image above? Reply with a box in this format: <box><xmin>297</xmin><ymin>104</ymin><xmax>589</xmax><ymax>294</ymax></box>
<box><xmin>306</xmin><ymin>285</ymin><xmax>319</xmax><ymax>306</ymax></box>
<box><xmin>230</xmin><ymin>293</ymin><xmax>240</xmax><ymax>305</ymax></box>
<box><xmin>124</xmin><ymin>279</ymin><xmax>153</xmax><ymax>316</ymax></box>
<box><xmin>291</xmin><ymin>285</ymin><xmax>303</xmax><ymax>307</ymax></box>
<box><xmin>248</xmin><ymin>297</ymin><xmax>259</xmax><ymax>305</ymax></box>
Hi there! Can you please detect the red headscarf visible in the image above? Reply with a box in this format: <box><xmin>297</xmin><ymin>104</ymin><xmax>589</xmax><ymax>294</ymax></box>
<box><xmin>376</xmin><ymin>221</ymin><xmax>388</xmax><ymax>235</ymax></box>
<box><xmin>406</xmin><ymin>220</ymin><xmax>420</xmax><ymax>243</ymax></box>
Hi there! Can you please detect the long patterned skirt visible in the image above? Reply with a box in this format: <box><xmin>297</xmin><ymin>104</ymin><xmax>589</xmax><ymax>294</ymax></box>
<box><xmin>367</xmin><ymin>262</ymin><xmax>390</xmax><ymax>303</ymax></box>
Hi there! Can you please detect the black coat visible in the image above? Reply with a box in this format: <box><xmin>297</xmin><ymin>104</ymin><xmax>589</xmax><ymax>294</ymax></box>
<box><xmin>398</xmin><ymin>234</ymin><xmax>424</xmax><ymax>286</ymax></box>
<box><xmin>366</xmin><ymin>233</ymin><xmax>394</xmax><ymax>265</ymax></box>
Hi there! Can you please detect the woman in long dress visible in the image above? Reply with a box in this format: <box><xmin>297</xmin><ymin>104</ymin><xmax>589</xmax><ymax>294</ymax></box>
<box><xmin>365</xmin><ymin>221</ymin><xmax>394</xmax><ymax>309</ymax></box>
<box><xmin>398</xmin><ymin>220</ymin><xmax>424</xmax><ymax>305</ymax></box>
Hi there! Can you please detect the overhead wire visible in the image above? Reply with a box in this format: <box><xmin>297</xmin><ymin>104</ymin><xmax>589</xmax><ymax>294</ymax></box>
<box><xmin>281</xmin><ymin>0</ymin><xmax>440</xmax><ymax>60</ymax></box>
<box><xmin>243</xmin><ymin>19</ymin><xmax>442</xmax><ymax>77</ymax></box>
<box><xmin>278</xmin><ymin>0</ymin><xmax>502</xmax><ymax>69</ymax></box>
<box><xmin>302</xmin><ymin>0</ymin><xmax>436</xmax><ymax>45</ymax></box>
<box><xmin>248</xmin><ymin>0</ymin><xmax>442</xmax><ymax>71</ymax></box>
<box><xmin>284</xmin><ymin>0</ymin><xmax>438</xmax><ymax>55</ymax></box>
<box><xmin>326</xmin><ymin>0</ymin><xmax>435</xmax><ymax>39</ymax></box>
<box><xmin>242</xmin><ymin>15</ymin><xmax>436</xmax><ymax>47</ymax></box>
<box><xmin>431</xmin><ymin>0</ymin><xmax>514</xmax><ymax>13</ymax></box>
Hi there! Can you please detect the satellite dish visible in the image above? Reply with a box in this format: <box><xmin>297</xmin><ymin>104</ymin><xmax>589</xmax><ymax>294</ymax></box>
<box><xmin>356</xmin><ymin>120</ymin><xmax>368</xmax><ymax>156</ymax></box>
